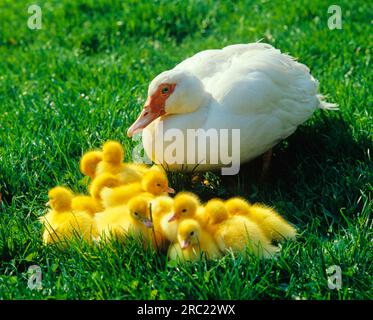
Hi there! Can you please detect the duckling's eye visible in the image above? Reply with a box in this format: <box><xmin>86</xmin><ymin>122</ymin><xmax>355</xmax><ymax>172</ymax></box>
<box><xmin>161</xmin><ymin>87</ymin><xmax>169</xmax><ymax>94</ymax></box>
<box><xmin>182</xmin><ymin>209</ymin><xmax>187</xmax><ymax>213</ymax></box>
<box><xmin>190</xmin><ymin>231</ymin><xmax>194</xmax><ymax>236</ymax></box>
<box><xmin>134</xmin><ymin>212</ymin><xmax>138</xmax><ymax>216</ymax></box>
<box><xmin>156</xmin><ymin>183</ymin><xmax>161</xmax><ymax>187</ymax></box>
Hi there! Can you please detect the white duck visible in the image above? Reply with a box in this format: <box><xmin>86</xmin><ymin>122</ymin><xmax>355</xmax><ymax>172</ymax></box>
<box><xmin>127</xmin><ymin>43</ymin><xmax>337</xmax><ymax>174</ymax></box>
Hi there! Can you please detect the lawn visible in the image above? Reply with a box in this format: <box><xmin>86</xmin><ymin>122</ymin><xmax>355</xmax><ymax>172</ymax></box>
<box><xmin>0</xmin><ymin>0</ymin><xmax>372</xmax><ymax>299</ymax></box>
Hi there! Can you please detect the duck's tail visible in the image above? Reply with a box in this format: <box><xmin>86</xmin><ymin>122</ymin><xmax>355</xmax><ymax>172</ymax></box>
<box><xmin>317</xmin><ymin>94</ymin><xmax>339</xmax><ymax>110</ymax></box>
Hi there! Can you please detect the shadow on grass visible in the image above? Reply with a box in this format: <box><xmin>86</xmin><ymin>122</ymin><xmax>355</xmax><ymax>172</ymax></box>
<box><xmin>171</xmin><ymin>115</ymin><xmax>371</xmax><ymax>229</ymax></box>
<box><xmin>227</xmin><ymin>116</ymin><xmax>368</xmax><ymax>188</ymax></box>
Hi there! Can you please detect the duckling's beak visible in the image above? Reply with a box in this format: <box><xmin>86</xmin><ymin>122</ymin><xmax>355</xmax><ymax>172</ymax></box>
<box><xmin>45</xmin><ymin>201</ymin><xmax>50</xmax><ymax>207</ymax></box>
<box><xmin>166</xmin><ymin>187</ymin><xmax>175</xmax><ymax>194</ymax></box>
<box><xmin>168</xmin><ymin>213</ymin><xmax>177</xmax><ymax>222</ymax></box>
<box><xmin>181</xmin><ymin>239</ymin><xmax>190</xmax><ymax>249</ymax></box>
<box><xmin>142</xmin><ymin>218</ymin><xmax>153</xmax><ymax>228</ymax></box>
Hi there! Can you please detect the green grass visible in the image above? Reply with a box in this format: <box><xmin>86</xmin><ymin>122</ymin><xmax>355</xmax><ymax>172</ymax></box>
<box><xmin>0</xmin><ymin>0</ymin><xmax>372</xmax><ymax>299</ymax></box>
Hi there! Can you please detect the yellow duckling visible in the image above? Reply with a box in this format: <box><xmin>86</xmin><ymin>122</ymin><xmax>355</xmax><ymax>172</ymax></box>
<box><xmin>225</xmin><ymin>197</ymin><xmax>297</xmax><ymax>242</ymax></box>
<box><xmin>88</xmin><ymin>172</ymin><xmax>121</xmax><ymax>211</ymax></box>
<box><xmin>122</xmin><ymin>195</ymin><xmax>177</xmax><ymax>251</ymax></box>
<box><xmin>168</xmin><ymin>219</ymin><xmax>221</xmax><ymax>262</ymax></box>
<box><xmin>71</xmin><ymin>195</ymin><xmax>102</xmax><ymax>217</ymax></box>
<box><xmin>95</xmin><ymin>140</ymin><xmax>144</xmax><ymax>184</ymax></box>
<box><xmin>204</xmin><ymin>199</ymin><xmax>279</xmax><ymax>258</ymax></box>
<box><xmin>40</xmin><ymin>187</ymin><xmax>97</xmax><ymax>245</ymax></box>
<box><xmin>70</xmin><ymin>172</ymin><xmax>121</xmax><ymax>216</ymax></box>
<box><xmin>94</xmin><ymin>205</ymin><xmax>129</xmax><ymax>241</ymax></box>
<box><xmin>95</xmin><ymin>195</ymin><xmax>153</xmax><ymax>243</ymax></box>
<box><xmin>203</xmin><ymin>199</ymin><xmax>229</xmax><ymax>233</ymax></box>
<box><xmin>149</xmin><ymin>195</ymin><xmax>175</xmax><ymax>251</ymax></box>
<box><xmin>101</xmin><ymin>170</ymin><xmax>175</xmax><ymax>208</ymax></box>
<box><xmin>126</xmin><ymin>162</ymin><xmax>156</xmax><ymax>175</ymax></box>
<box><xmin>162</xmin><ymin>192</ymin><xmax>205</xmax><ymax>243</ymax></box>
<box><xmin>168</xmin><ymin>192</ymin><xmax>204</xmax><ymax>223</ymax></box>
<box><xmin>127</xmin><ymin>195</ymin><xmax>154</xmax><ymax>236</ymax></box>
<box><xmin>79</xmin><ymin>150</ymin><xmax>103</xmax><ymax>180</ymax></box>
<box><xmin>80</xmin><ymin>141</ymin><xmax>160</xmax><ymax>183</ymax></box>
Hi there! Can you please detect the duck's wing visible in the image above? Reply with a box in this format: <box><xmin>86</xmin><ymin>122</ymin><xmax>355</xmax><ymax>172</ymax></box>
<box><xmin>227</xmin><ymin>46</ymin><xmax>320</xmax><ymax>119</ymax></box>
<box><xmin>174</xmin><ymin>48</ymin><xmax>229</xmax><ymax>81</ymax></box>
<box><xmin>174</xmin><ymin>43</ymin><xmax>273</xmax><ymax>83</ymax></box>
<box><xmin>177</xmin><ymin>43</ymin><xmax>322</xmax><ymax>129</ymax></box>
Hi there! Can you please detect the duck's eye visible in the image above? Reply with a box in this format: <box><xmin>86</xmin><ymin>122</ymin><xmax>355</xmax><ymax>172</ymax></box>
<box><xmin>190</xmin><ymin>231</ymin><xmax>194</xmax><ymax>236</ymax></box>
<box><xmin>182</xmin><ymin>209</ymin><xmax>187</xmax><ymax>213</ymax></box>
<box><xmin>134</xmin><ymin>212</ymin><xmax>138</xmax><ymax>216</ymax></box>
<box><xmin>156</xmin><ymin>183</ymin><xmax>161</xmax><ymax>187</ymax></box>
<box><xmin>161</xmin><ymin>87</ymin><xmax>169</xmax><ymax>94</ymax></box>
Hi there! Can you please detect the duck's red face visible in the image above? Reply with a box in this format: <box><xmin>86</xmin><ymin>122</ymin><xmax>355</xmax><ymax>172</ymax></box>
<box><xmin>127</xmin><ymin>83</ymin><xmax>176</xmax><ymax>137</ymax></box>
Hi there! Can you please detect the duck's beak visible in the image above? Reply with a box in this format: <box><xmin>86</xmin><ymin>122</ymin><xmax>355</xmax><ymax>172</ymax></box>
<box><xmin>45</xmin><ymin>201</ymin><xmax>50</xmax><ymax>207</ymax></box>
<box><xmin>181</xmin><ymin>239</ymin><xmax>190</xmax><ymax>249</ymax></box>
<box><xmin>166</xmin><ymin>187</ymin><xmax>175</xmax><ymax>194</ymax></box>
<box><xmin>127</xmin><ymin>96</ymin><xmax>165</xmax><ymax>137</ymax></box>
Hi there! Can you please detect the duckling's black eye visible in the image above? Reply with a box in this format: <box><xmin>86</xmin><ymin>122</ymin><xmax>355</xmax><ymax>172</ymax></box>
<box><xmin>190</xmin><ymin>231</ymin><xmax>194</xmax><ymax>236</ymax></box>
<box><xmin>134</xmin><ymin>212</ymin><xmax>138</xmax><ymax>216</ymax></box>
<box><xmin>161</xmin><ymin>87</ymin><xmax>169</xmax><ymax>94</ymax></box>
<box><xmin>156</xmin><ymin>183</ymin><xmax>161</xmax><ymax>187</ymax></box>
<box><xmin>182</xmin><ymin>209</ymin><xmax>187</xmax><ymax>213</ymax></box>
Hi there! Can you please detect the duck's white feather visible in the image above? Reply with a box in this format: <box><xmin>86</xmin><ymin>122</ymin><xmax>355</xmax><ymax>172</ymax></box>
<box><xmin>142</xmin><ymin>43</ymin><xmax>337</xmax><ymax>171</ymax></box>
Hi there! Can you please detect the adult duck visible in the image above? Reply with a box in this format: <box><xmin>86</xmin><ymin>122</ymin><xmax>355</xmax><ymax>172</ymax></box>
<box><xmin>127</xmin><ymin>43</ymin><xmax>336</xmax><ymax>174</ymax></box>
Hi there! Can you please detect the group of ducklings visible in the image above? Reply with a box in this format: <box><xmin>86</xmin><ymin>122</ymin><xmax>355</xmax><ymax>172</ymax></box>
<box><xmin>40</xmin><ymin>140</ymin><xmax>297</xmax><ymax>262</ymax></box>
